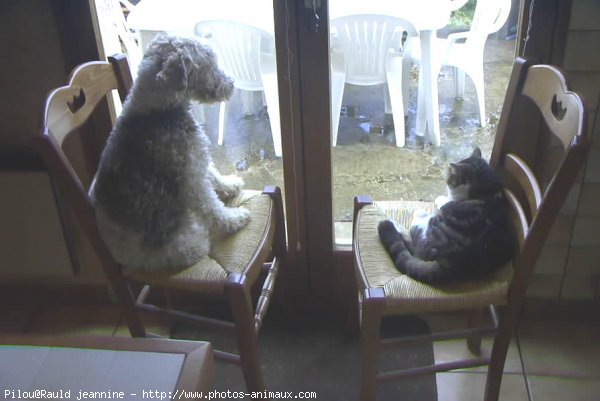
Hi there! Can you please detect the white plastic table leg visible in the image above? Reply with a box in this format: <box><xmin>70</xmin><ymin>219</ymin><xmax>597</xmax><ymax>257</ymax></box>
<box><xmin>417</xmin><ymin>30</ymin><xmax>441</xmax><ymax>146</ymax></box>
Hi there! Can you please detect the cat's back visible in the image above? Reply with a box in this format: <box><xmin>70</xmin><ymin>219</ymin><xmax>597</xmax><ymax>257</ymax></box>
<box><xmin>431</xmin><ymin>195</ymin><xmax>515</xmax><ymax>274</ymax></box>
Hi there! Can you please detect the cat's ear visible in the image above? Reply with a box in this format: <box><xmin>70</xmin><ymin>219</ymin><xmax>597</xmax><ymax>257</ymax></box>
<box><xmin>471</xmin><ymin>147</ymin><xmax>482</xmax><ymax>158</ymax></box>
<box><xmin>449</xmin><ymin>163</ymin><xmax>459</xmax><ymax>174</ymax></box>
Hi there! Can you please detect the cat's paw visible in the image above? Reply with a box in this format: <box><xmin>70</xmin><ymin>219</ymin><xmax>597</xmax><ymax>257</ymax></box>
<box><xmin>411</xmin><ymin>209</ymin><xmax>431</xmax><ymax>234</ymax></box>
<box><xmin>378</xmin><ymin>220</ymin><xmax>403</xmax><ymax>244</ymax></box>
<box><xmin>390</xmin><ymin>221</ymin><xmax>411</xmax><ymax>242</ymax></box>
<box><xmin>415</xmin><ymin>208</ymin><xmax>428</xmax><ymax>217</ymax></box>
<box><xmin>378</xmin><ymin>219</ymin><xmax>397</xmax><ymax>236</ymax></box>
<box><xmin>434</xmin><ymin>195</ymin><xmax>449</xmax><ymax>210</ymax></box>
<box><xmin>409</xmin><ymin>224</ymin><xmax>424</xmax><ymax>241</ymax></box>
<box><xmin>217</xmin><ymin>175</ymin><xmax>244</xmax><ymax>201</ymax></box>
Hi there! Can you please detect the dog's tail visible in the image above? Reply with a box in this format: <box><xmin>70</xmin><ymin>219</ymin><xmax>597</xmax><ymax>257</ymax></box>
<box><xmin>377</xmin><ymin>220</ymin><xmax>449</xmax><ymax>284</ymax></box>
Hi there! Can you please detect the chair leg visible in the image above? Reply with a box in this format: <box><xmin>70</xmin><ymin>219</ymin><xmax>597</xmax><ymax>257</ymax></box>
<box><xmin>344</xmin><ymin>291</ymin><xmax>361</xmax><ymax>337</ymax></box>
<box><xmin>360</xmin><ymin>288</ymin><xmax>385</xmax><ymax>401</ymax></box>
<box><xmin>121</xmin><ymin>294</ymin><xmax>146</xmax><ymax>338</ymax></box>
<box><xmin>226</xmin><ymin>273</ymin><xmax>266</xmax><ymax>392</ymax></box>
<box><xmin>383</xmin><ymin>85</ymin><xmax>392</xmax><ymax>115</ymax></box>
<box><xmin>386</xmin><ymin>53</ymin><xmax>406</xmax><ymax>147</ymax></box>
<box><xmin>262</xmin><ymin>186</ymin><xmax>294</xmax><ymax>319</ymax></box>
<box><xmin>415</xmin><ymin>65</ymin><xmax>427</xmax><ymax>139</ymax></box>
<box><xmin>262</xmin><ymin>72</ymin><xmax>282</xmax><ymax>157</ymax></box>
<box><xmin>484</xmin><ymin>309</ymin><xmax>517</xmax><ymax>401</ymax></box>
<box><xmin>454</xmin><ymin>67</ymin><xmax>466</xmax><ymax>99</ymax></box>
<box><xmin>218</xmin><ymin>101</ymin><xmax>226</xmax><ymax>146</ymax></box>
<box><xmin>402</xmin><ymin>56</ymin><xmax>411</xmax><ymax>116</ymax></box>
<box><xmin>466</xmin><ymin>308</ymin><xmax>484</xmax><ymax>355</ymax></box>
<box><xmin>105</xmin><ymin>270</ymin><xmax>146</xmax><ymax>338</ymax></box>
<box><xmin>330</xmin><ymin>58</ymin><xmax>346</xmax><ymax>147</ymax></box>
<box><xmin>471</xmin><ymin>67</ymin><xmax>487</xmax><ymax>127</ymax></box>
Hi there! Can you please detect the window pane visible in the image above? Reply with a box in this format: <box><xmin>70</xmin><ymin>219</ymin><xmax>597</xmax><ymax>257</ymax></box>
<box><xmin>330</xmin><ymin>0</ymin><xmax>517</xmax><ymax>245</ymax></box>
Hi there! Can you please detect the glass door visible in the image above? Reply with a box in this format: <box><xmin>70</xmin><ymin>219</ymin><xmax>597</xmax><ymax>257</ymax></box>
<box><xmin>328</xmin><ymin>0</ymin><xmax>517</xmax><ymax>246</ymax></box>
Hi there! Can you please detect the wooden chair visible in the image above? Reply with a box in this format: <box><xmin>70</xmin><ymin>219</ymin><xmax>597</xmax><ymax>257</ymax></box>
<box><xmin>33</xmin><ymin>54</ymin><xmax>286</xmax><ymax>392</ymax></box>
<box><xmin>352</xmin><ymin>57</ymin><xmax>591</xmax><ymax>401</ymax></box>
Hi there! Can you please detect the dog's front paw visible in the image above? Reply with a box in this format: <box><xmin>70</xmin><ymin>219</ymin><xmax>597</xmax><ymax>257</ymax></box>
<box><xmin>222</xmin><ymin>207</ymin><xmax>251</xmax><ymax>233</ymax></box>
<box><xmin>217</xmin><ymin>175</ymin><xmax>244</xmax><ymax>201</ymax></box>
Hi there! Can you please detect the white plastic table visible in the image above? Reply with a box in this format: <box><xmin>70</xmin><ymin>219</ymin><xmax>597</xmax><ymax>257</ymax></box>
<box><xmin>0</xmin><ymin>336</ymin><xmax>213</xmax><ymax>399</ymax></box>
<box><xmin>127</xmin><ymin>0</ymin><xmax>275</xmax><ymax>45</ymax></box>
<box><xmin>128</xmin><ymin>0</ymin><xmax>451</xmax><ymax>145</ymax></box>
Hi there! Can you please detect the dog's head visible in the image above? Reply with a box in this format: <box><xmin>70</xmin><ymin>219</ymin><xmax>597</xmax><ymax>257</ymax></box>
<box><xmin>144</xmin><ymin>34</ymin><xmax>234</xmax><ymax>103</ymax></box>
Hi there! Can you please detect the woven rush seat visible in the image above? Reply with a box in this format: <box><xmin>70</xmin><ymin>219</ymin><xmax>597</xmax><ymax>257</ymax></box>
<box><xmin>354</xmin><ymin>202</ymin><xmax>512</xmax><ymax>315</ymax></box>
<box><xmin>127</xmin><ymin>190</ymin><xmax>273</xmax><ymax>294</ymax></box>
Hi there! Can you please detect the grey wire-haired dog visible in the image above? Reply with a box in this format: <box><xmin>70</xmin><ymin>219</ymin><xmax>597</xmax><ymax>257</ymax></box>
<box><xmin>90</xmin><ymin>35</ymin><xmax>250</xmax><ymax>271</ymax></box>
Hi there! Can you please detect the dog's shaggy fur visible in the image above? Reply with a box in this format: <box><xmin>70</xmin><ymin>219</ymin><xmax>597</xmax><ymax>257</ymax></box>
<box><xmin>90</xmin><ymin>35</ymin><xmax>250</xmax><ymax>271</ymax></box>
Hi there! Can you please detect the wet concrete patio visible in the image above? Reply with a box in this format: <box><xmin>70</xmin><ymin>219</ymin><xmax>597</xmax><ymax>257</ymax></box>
<box><xmin>207</xmin><ymin>36</ymin><xmax>516</xmax><ymax>241</ymax></box>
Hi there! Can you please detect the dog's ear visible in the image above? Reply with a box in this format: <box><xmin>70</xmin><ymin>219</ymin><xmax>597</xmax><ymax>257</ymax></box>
<box><xmin>156</xmin><ymin>49</ymin><xmax>192</xmax><ymax>91</ymax></box>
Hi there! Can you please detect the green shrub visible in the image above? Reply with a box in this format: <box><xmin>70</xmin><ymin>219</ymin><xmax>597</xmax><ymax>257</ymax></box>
<box><xmin>448</xmin><ymin>0</ymin><xmax>476</xmax><ymax>28</ymax></box>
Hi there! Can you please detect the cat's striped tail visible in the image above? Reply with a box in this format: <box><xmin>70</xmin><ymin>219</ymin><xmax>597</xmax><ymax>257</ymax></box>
<box><xmin>377</xmin><ymin>220</ymin><xmax>446</xmax><ymax>284</ymax></box>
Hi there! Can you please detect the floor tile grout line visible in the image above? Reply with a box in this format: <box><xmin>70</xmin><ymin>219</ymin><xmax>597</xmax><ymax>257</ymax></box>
<box><xmin>515</xmin><ymin>325</ymin><xmax>534</xmax><ymax>401</ymax></box>
<box><xmin>524</xmin><ymin>373</ymin><xmax>600</xmax><ymax>381</ymax></box>
<box><xmin>438</xmin><ymin>371</ymin><xmax>525</xmax><ymax>376</ymax></box>
<box><xmin>516</xmin><ymin>319</ymin><xmax>600</xmax><ymax>381</ymax></box>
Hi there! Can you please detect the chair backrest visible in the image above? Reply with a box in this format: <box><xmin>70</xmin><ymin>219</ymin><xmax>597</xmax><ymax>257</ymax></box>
<box><xmin>449</xmin><ymin>0</ymin><xmax>469</xmax><ymax>11</ymax></box>
<box><xmin>194</xmin><ymin>20</ymin><xmax>275</xmax><ymax>91</ymax></box>
<box><xmin>450</xmin><ymin>0</ymin><xmax>511</xmax><ymax>60</ymax></box>
<box><xmin>330</xmin><ymin>14</ymin><xmax>418</xmax><ymax>86</ymax></box>
<box><xmin>93</xmin><ymin>0</ymin><xmax>143</xmax><ymax>78</ymax></box>
<box><xmin>33</xmin><ymin>54</ymin><xmax>136</xmax><ymax>301</ymax></box>
<box><xmin>468</xmin><ymin>0</ymin><xmax>512</xmax><ymax>42</ymax></box>
<box><xmin>117</xmin><ymin>0</ymin><xmax>143</xmax><ymax>77</ymax></box>
<box><xmin>490</xmin><ymin>57</ymin><xmax>590</xmax><ymax>310</ymax></box>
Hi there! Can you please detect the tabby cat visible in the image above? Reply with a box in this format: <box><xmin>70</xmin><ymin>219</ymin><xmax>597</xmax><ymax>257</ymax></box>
<box><xmin>378</xmin><ymin>147</ymin><xmax>516</xmax><ymax>284</ymax></box>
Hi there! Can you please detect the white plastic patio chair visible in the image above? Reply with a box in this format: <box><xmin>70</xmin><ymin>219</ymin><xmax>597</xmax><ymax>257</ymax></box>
<box><xmin>445</xmin><ymin>0</ymin><xmax>511</xmax><ymax>127</ymax></box>
<box><xmin>449</xmin><ymin>0</ymin><xmax>470</xmax><ymax>11</ymax></box>
<box><xmin>330</xmin><ymin>15</ymin><xmax>418</xmax><ymax>147</ymax></box>
<box><xmin>408</xmin><ymin>0</ymin><xmax>512</xmax><ymax>128</ymax></box>
<box><xmin>115</xmin><ymin>0</ymin><xmax>143</xmax><ymax>78</ymax></box>
<box><xmin>194</xmin><ymin>20</ymin><xmax>281</xmax><ymax>157</ymax></box>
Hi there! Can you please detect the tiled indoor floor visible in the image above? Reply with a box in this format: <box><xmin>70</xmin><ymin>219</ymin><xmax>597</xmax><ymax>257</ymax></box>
<box><xmin>1</xmin><ymin>304</ymin><xmax>599</xmax><ymax>401</ymax></box>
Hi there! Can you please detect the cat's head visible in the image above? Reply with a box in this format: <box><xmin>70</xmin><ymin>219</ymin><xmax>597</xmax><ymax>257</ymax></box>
<box><xmin>446</xmin><ymin>147</ymin><xmax>503</xmax><ymax>201</ymax></box>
